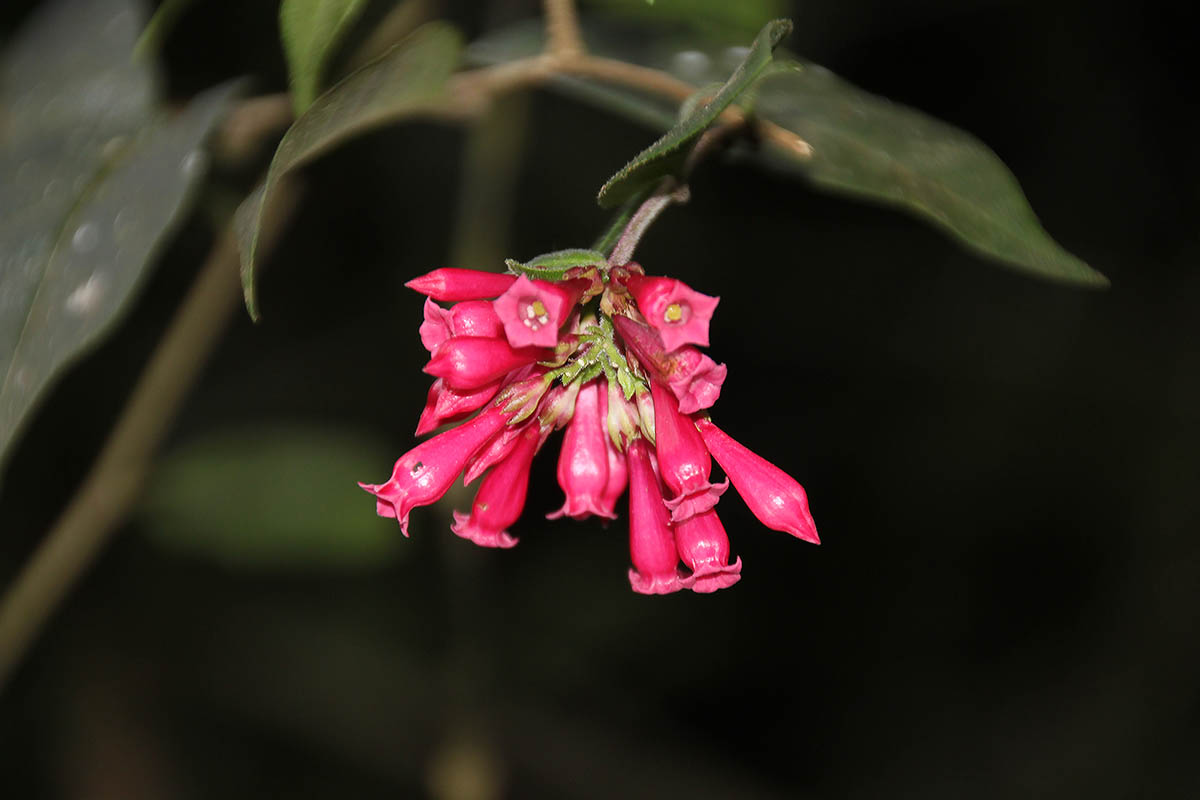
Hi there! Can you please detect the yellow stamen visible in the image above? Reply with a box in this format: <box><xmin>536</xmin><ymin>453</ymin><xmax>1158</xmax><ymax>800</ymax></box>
<box><xmin>664</xmin><ymin>302</ymin><xmax>684</xmax><ymax>323</ymax></box>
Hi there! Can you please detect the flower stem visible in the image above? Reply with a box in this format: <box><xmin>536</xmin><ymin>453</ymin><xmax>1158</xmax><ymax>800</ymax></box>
<box><xmin>609</xmin><ymin>179</ymin><xmax>691</xmax><ymax>266</ymax></box>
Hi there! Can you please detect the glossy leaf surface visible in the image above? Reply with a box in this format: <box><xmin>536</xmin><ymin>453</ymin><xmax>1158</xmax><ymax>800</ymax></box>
<box><xmin>0</xmin><ymin>0</ymin><xmax>237</xmax><ymax>471</ymax></box>
<box><xmin>280</xmin><ymin>0</ymin><xmax>370</xmax><ymax>113</ymax></box>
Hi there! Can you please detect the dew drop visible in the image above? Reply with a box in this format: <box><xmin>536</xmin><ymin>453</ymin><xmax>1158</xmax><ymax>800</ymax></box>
<box><xmin>179</xmin><ymin>150</ymin><xmax>206</xmax><ymax>179</ymax></box>
<box><xmin>72</xmin><ymin>222</ymin><xmax>100</xmax><ymax>253</ymax></box>
<box><xmin>672</xmin><ymin>50</ymin><xmax>711</xmax><ymax>81</ymax></box>
<box><xmin>66</xmin><ymin>273</ymin><xmax>107</xmax><ymax>315</ymax></box>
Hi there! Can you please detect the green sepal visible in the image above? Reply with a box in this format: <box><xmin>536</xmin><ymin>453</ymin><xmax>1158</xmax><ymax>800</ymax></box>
<box><xmin>595</xmin><ymin>18</ymin><xmax>791</xmax><ymax>208</ymax></box>
<box><xmin>504</xmin><ymin>248</ymin><xmax>609</xmax><ymax>281</ymax></box>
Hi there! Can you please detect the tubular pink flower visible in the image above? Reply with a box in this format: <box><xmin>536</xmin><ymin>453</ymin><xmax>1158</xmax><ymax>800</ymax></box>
<box><xmin>419</xmin><ymin>299</ymin><xmax>503</xmax><ymax>353</ymax></box>
<box><xmin>611</xmin><ymin>315</ymin><xmax>725</xmax><ymax>413</ymax></box>
<box><xmin>598</xmin><ymin>431</ymin><xmax>629</xmax><ymax>518</ymax></box>
<box><xmin>626</xmin><ymin>439</ymin><xmax>685</xmax><ymax>594</ymax></box>
<box><xmin>624</xmin><ymin>275</ymin><xmax>719</xmax><ymax>351</ymax></box>
<box><xmin>452</xmin><ymin>423</ymin><xmax>540</xmax><ymax>548</ymax></box>
<box><xmin>492</xmin><ymin>275</ymin><xmax>587</xmax><ymax>348</ymax></box>
<box><xmin>695</xmin><ymin>418</ymin><xmax>820</xmax><ymax>544</ymax></box>
<box><xmin>650</xmin><ymin>379</ymin><xmax>727</xmax><ymax>522</ymax></box>
<box><xmin>405</xmin><ymin>268</ymin><xmax>517</xmax><ymax>302</ymax></box>
<box><xmin>359</xmin><ymin>406</ymin><xmax>508</xmax><ymax>535</ymax></box>
<box><xmin>465</xmin><ymin>375</ymin><xmax>564</xmax><ymax>485</ymax></box>
<box><xmin>415</xmin><ymin>378</ymin><xmax>501</xmax><ymax>435</ymax></box>
<box><xmin>424</xmin><ymin>336</ymin><xmax>549</xmax><ymax>391</ymax></box>
<box><xmin>548</xmin><ymin>379</ymin><xmax>613</xmax><ymax>520</ymax></box>
<box><xmin>674</xmin><ymin>508</ymin><xmax>742</xmax><ymax>593</ymax></box>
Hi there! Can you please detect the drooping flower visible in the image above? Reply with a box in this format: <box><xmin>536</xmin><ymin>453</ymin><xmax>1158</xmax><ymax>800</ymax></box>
<box><xmin>548</xmin><ymin>379</ymin><xmax>614</xmax><ymax>520</ymax></box>
<box><xmin>451</xmin><ymin>423</ymin><xmax>540</xmax><ymax>548</ymax></box>
<box><xmin>626</xmin><ymin>438</ymin><xmax>685</xmax><ymax>594</ymax></box>
<box><xmin>624</xmin><ymin>274</ymin><xmax>719</xmax><ymax>351</ymax></box>
<box><xmin>360</xmin><ymin>405</ymin><xmax>509</xmax><ymax>535</ymax></box>
<box><xmin>364</xmin><ymin>255</ymin><xmax>818</xmax><ymax>594</ymax></box>
<box><xmin>673</xmin><ymin>508</ymin><xmax>742</xmax><ymax>593</ymax></box>
<box><xmin>649</xmin><ymin>379</ymin><xmax>726</xmax><ymax>522</ymax></box>
<box><xmin>695</xmin><ymin>418</ymin><xmax>819</xmax><ymax>544</ymax></box>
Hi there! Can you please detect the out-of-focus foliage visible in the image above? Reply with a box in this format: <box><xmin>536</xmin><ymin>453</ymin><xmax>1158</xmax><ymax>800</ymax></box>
<box><xmin>0</xmin><ymin>0</ymin><xmax>237</xmax><ymax>475</ymax></box>
<box><xmin>280</xmin><ymin>0</ymin><xmax>370</xmax><ymax>114</ymax></box>
<box><xmin>237</xmin><ymin>21</ymin><xmax>462</xmax><ymax>319</ymax></box>
<box><xmin>141</xmin><ymin>426</ymin><xmax>404</xmax><ymax>570</ymax></box>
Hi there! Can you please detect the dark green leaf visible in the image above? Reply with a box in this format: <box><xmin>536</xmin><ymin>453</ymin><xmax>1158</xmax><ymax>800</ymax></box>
<box><xmin>0</xmin><ymin>0</ymin><xmax>237</xmax><ymax>472</ymax></box>
<box><xmin>280</xmin><ymin>0</ymin><xmax>370</xmax><ymax>114</ymax></box>
<box><xmin>141</xmin><ymin>427</ymin><xmax>404</xmax><ymax>570</ymax></box>
<box><xmin>237</xmin><ymin>22</ymin><xmax>462</xmax><ymax>319</ymax></box>
<box><xmin>505</xmin><ymin>249</ymin><xmax>609</xmax><ymax>280</ymax></box>
<box><xmin>755</xmin><ymin>61</ymin><xmax>1106</xmax><ymax>287</ymax></box>
<box><xmin>596</xmin><ymin>18</ymin><xmax>791</xmax><ymax>208</ymax></box>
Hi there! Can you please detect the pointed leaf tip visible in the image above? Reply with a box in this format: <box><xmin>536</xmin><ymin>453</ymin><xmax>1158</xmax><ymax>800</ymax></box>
<box><xmin>596</xmin><ymin>18</ymin><xmax>793</xmax><ymax>208</ymax></box>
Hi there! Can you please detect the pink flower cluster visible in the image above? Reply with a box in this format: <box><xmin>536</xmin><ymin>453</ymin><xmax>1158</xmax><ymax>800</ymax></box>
<box><xmin>360</xmin><ymin>263</ymin><xmax>818</xmax><ymax>594</ymax></box>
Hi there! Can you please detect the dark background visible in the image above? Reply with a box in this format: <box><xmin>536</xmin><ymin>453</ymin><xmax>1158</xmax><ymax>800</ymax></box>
<box><xmin>2</xmin><ymin>0</ymin><xmax>1197</xmax><ymax>797</ymax></box>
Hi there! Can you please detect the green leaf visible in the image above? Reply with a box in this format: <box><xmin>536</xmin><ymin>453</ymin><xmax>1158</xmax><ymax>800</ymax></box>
<box><xmin>505</xmin><ymin>249</ymin><xmax>609</xmax><ymax>280</ymax></box>
<box><xmin>237</xmin><ymin>22</ymin><xmax>462</xmax><ymax>320</ymax></box>
<box><xmin>596</xmin><ymin>18</ymin><xmax>791</xmax><ymax>208</ymax></box>
<box><xmin>754</xmin><ymin>61</ymin><xmax>1107</xmax><ymax>287</ymax></box>
<box><xmin>0</xmin><ymin>0</ymin><xmax>238</xmax><ymax>473</ymax></box>
<box><xmin>133</xmin><ymin>0</ymin><xmax>198</xmax><ymax>60</ymax></box>
<box><xmin>140</xmin><ymin>427</ymin><xmax>404</xmax><ymax>570</ymax></box>
<box><xmin>280</xmin><ymin>0</ymin><xmax>370</xmax><ymax>114</ymax></box>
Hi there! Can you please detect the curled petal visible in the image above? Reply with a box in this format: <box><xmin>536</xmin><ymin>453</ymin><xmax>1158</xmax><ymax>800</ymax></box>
<box><xmin>695</xmin><ymin>418</ymin><xmax>819</xmax><ymax>544</ymax></box>
<box><xmin>406</xmin><ymin>268</ymin><xmax>516</xmax><ymax>302</ymax></box>
<box><xmin>612</xmin><ymin>315</ymin><xmax>725</xmax><ymax>412</ymax></box>
<box><xmin>359</xmin><ymin>406</ymin><xmax>508</xmax><ymax>535</ymax></box>
<box><xmin>674</xmin><ymin>508</ymin><xmax>742</xmax><ymax>593</ymax></box>
<box><xmin>415</xmin><ymin>378</ymin><xmax>502</xmax><ymax>435</ymax></box>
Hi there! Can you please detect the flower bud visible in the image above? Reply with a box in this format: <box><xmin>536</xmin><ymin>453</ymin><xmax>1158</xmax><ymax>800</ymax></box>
<box><xmin>695</xmin><ymin>418</ymin><xmax>819</xmax><ymax>544</ymax></box>
<box><xmin>424</xmin><ymin>336</ymin><xmax>548</xmax><ymax>391</ymax></box>
<box><xmin>406</xmin><ymin>268</ymin><xmax>516</xmax><ymax>302</ymax></box>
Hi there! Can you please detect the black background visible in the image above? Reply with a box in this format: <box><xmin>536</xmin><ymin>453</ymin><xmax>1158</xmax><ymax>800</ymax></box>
<box><xmin>2</xmin><ymin>0</ymin><xmax>1197</xmax><ymax>797</ymax></box>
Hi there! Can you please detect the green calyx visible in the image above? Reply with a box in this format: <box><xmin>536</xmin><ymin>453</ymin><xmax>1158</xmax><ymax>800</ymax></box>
<box><xmin>546</xmin><ymin>314</ymin><xmax>645</xmax><ymax>400</ymax></box>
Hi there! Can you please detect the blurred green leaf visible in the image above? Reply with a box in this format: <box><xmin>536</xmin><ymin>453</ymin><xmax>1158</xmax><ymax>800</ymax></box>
<box><xmin>505</xmin><ymin>249</ymin><xmax>609</xmax><ymax>280</ymax></box>
<box><xmin>596</xmin><ymin>18</ymin><xmax>791</xmax><ymax>208</ymax></box>
<box><xmin>141</xmin><ymin>427</ymin><xmax>404</xmax><ymax>570</ymax></box>
<box><xmin>584</xmin><ymin>0</ymin><xmax>789</xmax><ymax>38</ymax></box>
<box><xmin>280</xmin><ymin>0</ymin><xmax>370</xmax><ymax>114</ymax></box>
<box><xmin>0</xmin><ymin>0</ymin><xmax>237</xmax><ymax>474</ymax></box>
<box><xmin>755</xmin><ymin>62</ymin><xmax>1107</xmax><ymax>287</ymax></box>
<box><xmin>133</xmin><ymin>0</ymin><xmax>197</xmax><ymax>60</ymax></box>
<box><xmin>237</xmin><ymin>22</ymin><xmax>462</xmax><ymax>320</ymax></box>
